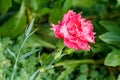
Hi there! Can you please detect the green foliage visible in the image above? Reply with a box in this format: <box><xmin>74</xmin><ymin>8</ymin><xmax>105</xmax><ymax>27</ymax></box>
<box><xmin>0</xmin><ymin>1</ymin><xmax>26</xmax><ymax>38</ymax></box>
<box><xmin>99</xmin><ymin>32</ymin><xmax>120</xmax><ymax>46</ymax></box>
<box><xmin>99</xmin><ymin>20</ymin><xmax>120</xmax><ymax>34</ymax></box>
<box><xmin>0</xmin><ymin>0</ymin><xmax>12</xmax><ymax>15</ymax></box>
<box><xmin>0</xmin><ymin>0</ymin><xmax>120</xmax><ymax>80</ymax></box>
<box><xmin>105</xmin><ymin>49</ymin><xmax>120</xmax><ymax>67</ymax></box>
<box><xmin>99</xmin><ymin>20</ymin><xmax>120</xmax><ymax>67</ymax></box>
<box><xmin>72</xmin><ymin>0</ymin><xmax>94</xmax><ymax>8</ymax></box>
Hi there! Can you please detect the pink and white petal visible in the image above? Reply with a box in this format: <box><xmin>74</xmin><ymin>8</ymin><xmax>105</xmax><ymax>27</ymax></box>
<box><xmin>64</xmin><ymin>39</ymin><xmax>79</xmax><ymax>50</ymax></box>
<box><xmin>77</xmin><ymin>40</ymin><xmax>90</xmax><ymax>50</ymax></box>
<box><xmin>60</xmin><ymin>24</ymin><xmax>69</xmax><ymax>38</ymax></box>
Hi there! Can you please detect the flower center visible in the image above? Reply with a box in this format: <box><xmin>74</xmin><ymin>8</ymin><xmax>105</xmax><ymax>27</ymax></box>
<box><xmin>67</xmin><ymin>23</ymin><xmax>80</xmax><ymax>37</ymax></box>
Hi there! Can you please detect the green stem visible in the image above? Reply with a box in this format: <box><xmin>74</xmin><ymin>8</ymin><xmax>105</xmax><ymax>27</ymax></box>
<box><xmin>55</xmin><ymin>59</ymin><xmax>104</xmax><ymax>67</ymax></box>
<box><xmin>11</xmin><ymin>36</ymin><xmax>28</xmax><ymax>80</ymax></box>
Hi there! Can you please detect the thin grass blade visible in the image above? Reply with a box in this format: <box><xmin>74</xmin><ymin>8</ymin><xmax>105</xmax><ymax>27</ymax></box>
<box><xmin>25</xmin><ymin>18</ymin><xmax>34</xmax><ymax>36</ymax></box>
<box><xmin>18</xmin><ymin>49</ymin><xmax>39</xmax><ymax>62</ymax></box>
<box><xmin>7</xmin><ymin>48</ymin><xmax>16</xmax><ymax>59</ymax></box>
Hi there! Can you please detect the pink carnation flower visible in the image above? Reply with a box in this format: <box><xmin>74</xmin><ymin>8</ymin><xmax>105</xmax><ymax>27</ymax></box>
<box><xmin>51</xmin><ymin>10</ymin><xmax>95</xmax><ymax>50</ymax></box>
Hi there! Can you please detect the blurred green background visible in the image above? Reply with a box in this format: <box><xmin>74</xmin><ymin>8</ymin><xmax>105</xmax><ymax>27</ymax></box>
<box><xmin>0</xmin><ymin>0</ymin><xmax>120</xmax><ymax>80</ymax></box>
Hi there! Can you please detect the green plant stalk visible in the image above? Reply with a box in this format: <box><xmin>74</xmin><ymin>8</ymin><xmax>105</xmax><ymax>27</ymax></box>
<box><xmin>55</xmin><ymin>59</ymin><xmax>104</xmax><ymax>67</ymax></box>
<box><xmin>11</xmin><ymin>36</ymin><xmax>28</xmax><ymax>80</ymax></box>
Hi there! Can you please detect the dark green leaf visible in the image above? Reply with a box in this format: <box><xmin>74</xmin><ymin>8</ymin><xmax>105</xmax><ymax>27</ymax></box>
<box><xmin>99</xmin><ymin>32</ymin><xmax>120</xmax><ymax>46</ymax></box>
<box><xmin>0</xmin><ymin>1</ymin><xmax>26</xmax><ymax>38</ymax></box>
<box><xmin>105</xmin><ymin>49</ymin><xmax>120</xmax><ymax>67</ymax></box>
<box><xmin>99</xmin><ymin>20</ymin><xmax>120</xmax><ymax>34</ymax></box>
<box><xmin>0</xmin><ymin>0</ymin><xmax>12</xmax><ymax>15</ymax></box>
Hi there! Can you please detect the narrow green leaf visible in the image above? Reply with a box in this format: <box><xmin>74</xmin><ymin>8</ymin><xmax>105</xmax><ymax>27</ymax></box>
<box><xmin>18</xmin><ymin>49</ymin><xmax>39</xmax><ymax>62</ymax></box>
<box><xmin>27</xmin><ymin>28</ymin><xmax>38</xmax><ymax>38</ymax></box>
<box><xmin>7</xmin><ymin>48</ymin><xmax>16</xmax><ymax>59</ymax></box>
<box><xmin>99</xmin><ymin>32</ymin><xmax>120</xmax><ymax>46</ymax></box>
<box><xmin>0</xmin><ymin>1</ymin><xmax>26</xmax><ymax>38</ymax></box>
<box><xmin>30</xmin><ymin>69</ymin><xmax>39</xmax><ymax>80</ymax></box>
<box><xmin>99</xmin><ymin>20</ymin><xmax>120</xmax><ymax>34</ymax></box>
<box><xmin>105</xmin><ymin>49</ymin><xmax>120</xmax><ymax>67</ymax></box>
<box><xmin>0</xmin><ymin>0</ymin><xmax>12</xmax><ymax>15</ymax></box>
<box><xmin>25</xmin><ymin>18</ymin><xmax>34</xmax><ymax>36</ymax></box>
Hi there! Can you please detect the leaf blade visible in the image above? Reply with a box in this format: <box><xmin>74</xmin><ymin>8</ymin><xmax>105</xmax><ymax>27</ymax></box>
<box><xmin>99</xmin><ymin>32</ymin><xmax>120</xmax><ymax>46</ymax></box>
<box><xmin>99</xmin><ymin>20</ymin><xmax>120</xmax><ymax>34</ymax></box>
<box><xmin>30</xmin><ymin>69</ymin><xmax>40</xmax><ymax>80</ymax></box>
<box><xmin>7</xmin><ymin>48</ymin><xmax>16</xmax><ymax>59</ymax></box>
<box><xmin>18</xmin><ymin>49</ymin><xmax>39</xmax><ymax>62</ymax></box>
<box><xmin>0</xmin><ymin>1</ymin><xmax>26</xmax><ymax>38</ymax></box>
<box><xmin>105</xmin><ymin>49</ymin><xmax>120</xmax><ymax>67</ymax></box>
<box><xmin>0</xmin><ymin>0</ymin><xmax>12</xmax><ymax>15</ymax></box>
<box><xmin>25</xmin><ymin>18</ymin><xmax>34</xmax><ymax>36</ymax></box>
